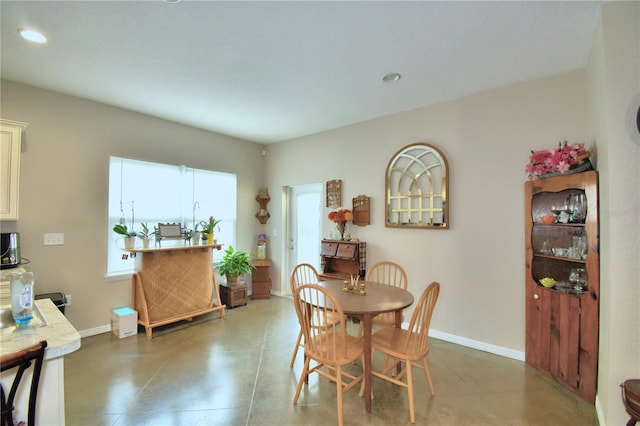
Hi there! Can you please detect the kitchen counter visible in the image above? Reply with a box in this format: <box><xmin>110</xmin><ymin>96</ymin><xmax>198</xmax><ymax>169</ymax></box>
<box><xmin>0</xmin><ymin>298</ymin><xmax>81</xmax><ymax>358</ymax></box>
<box><xmin>0</xmin><ymin>298</ymin><xmax>81</xmax><ymax>425</ymax></box>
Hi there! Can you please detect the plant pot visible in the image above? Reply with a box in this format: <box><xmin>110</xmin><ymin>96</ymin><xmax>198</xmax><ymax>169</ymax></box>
<box><xmin>193</xmin><ymin>232</ymin><xmax>201</xmax><ymax>245</ymax></box>
<box><xmin>207</xmin><ymin>233</ymin><xmax>215</xmax><ymax>244</ymax></box>
<box><xmin>226</xmin><ymin>274</ymin><xmax>242</xmax><ymax>285</ymax></box>
<box><xmin>124</xmin><ymin>236</ymin><xmax>135</xmax><ymax>250</ymax></box>
<box><xmin>142</xmin><ymin>238</ymin><xmax>150</xmax><ymax>249</ymax></box>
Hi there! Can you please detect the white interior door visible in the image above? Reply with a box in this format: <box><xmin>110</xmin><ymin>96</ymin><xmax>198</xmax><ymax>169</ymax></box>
<box><xmin>286</xmin><ymin>184</ymin><xmax>322</xmax><ymax>295</ymax></box>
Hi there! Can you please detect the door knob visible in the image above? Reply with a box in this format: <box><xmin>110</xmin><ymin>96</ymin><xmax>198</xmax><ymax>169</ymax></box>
<box><xmin>533</xmin><ymin>294</ymin><xmax>539</xmax><ymax>300</ymax></box>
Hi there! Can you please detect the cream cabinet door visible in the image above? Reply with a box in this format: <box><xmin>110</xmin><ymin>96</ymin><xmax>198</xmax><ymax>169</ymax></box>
<box><xmin>0</xmin><ymin>119</ymin><xmax>27</xmax><ymax>220</ymax></box>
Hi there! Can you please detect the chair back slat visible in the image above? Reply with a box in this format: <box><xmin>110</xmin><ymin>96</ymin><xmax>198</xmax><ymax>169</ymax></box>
<box><xmin>294</xmin><ymin>284</ymin><xmax>348</xmax><ymax>363</ymax></box>
<box><xmin>365</xmin><ymin>261</ymin><xmax>408</xmax><ymax>289</ymax></box>
<box><xmin>403</xmin><ymin>282</ymin><xmax>440</xmax><ymax>355</ymax></box>
<box><xmin>290</xmin><ymin>263</ymin><xmax>319</xmax><ymax>294</ymax></box>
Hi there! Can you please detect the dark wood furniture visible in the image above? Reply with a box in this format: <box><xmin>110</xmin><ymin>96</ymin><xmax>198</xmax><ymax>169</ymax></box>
<box><xmin>130</xmin><ymin>244</ymin><xmax>225</xmax><ymax>339</ymax></box>
<box><xmin>251</xmin><ymin>259</ymin><xmax>271</xmax><ymax>299</ymax></box>
<box><xmin>524</xmin><ymin>170</ymin><xmax>599</xmax><ymax>403</ymax></box>
<box><xmin>318</xmin><ymin>280</ymin><xmax>414</xmax><ymax>413</ymax></box>
<box><xmin>219</xmin><ymin>283</ymin><xmax>248</xmax><ymax>308</ymax></box>
<box><xmin>319</xmin><ymin>240</ymin><xmax>366</xmax><ymax>281</ymax></box>
<box><xmin>0</xmin><ymin>340</ymin><xmax>47</xmax><ymax>426</ymax></box>
<box><xmin>622</xmin><ymin>379</ymin><xmax>640</xmax><ymax>426</ymax></box>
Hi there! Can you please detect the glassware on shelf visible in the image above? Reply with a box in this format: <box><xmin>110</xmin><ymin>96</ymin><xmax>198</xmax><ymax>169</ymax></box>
<box><xmin>568</xmin><ymin>267</ymin><xmax>588</xmax><ymax>293</ymax></box>
<box><xmin>572</xmin><ymin>193</ymin><xmax>587</xmax><ymax>223</ymax></box>
<box><xmin>540</xmin><ymin>239</ymin><xmax>552</xmax><ymax>255</ymax></box>
<box><xmin>550</xmin><ymin>204</ymin><xmax>564</xmax><ymax>222</ymax></box>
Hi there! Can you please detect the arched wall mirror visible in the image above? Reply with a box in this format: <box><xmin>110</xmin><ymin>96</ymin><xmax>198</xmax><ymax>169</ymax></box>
<box><xmin>385</xmin><ymin>143</ymin><xmax>449</xmax><ymax>229</ymax></box>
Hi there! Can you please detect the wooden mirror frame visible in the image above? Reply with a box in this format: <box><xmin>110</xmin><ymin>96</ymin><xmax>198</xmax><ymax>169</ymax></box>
<box><xmin>385</xmin><ymin>143</ymin><xmax>449</xmax><ymax>229</ymax></box>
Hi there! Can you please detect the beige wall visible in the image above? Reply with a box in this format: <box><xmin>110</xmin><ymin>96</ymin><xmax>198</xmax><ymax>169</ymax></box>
<box><xmin>587</xmin><ymin>1</ymin><xmax>640</xmax><ymax>424</ymax></box>
<box><xmin>265</xmin><ymin>70</ymin><xmax>590</xmax><ymax>356</ymax></box>
<box><xmin>0</xmin><ymin>81</ymin><xmax>267</xmax><ymax>332</ymax></box>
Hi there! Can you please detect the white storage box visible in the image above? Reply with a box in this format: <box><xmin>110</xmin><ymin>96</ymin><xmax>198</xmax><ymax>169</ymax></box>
<box><xmin>111</xmin><ymin>306</ymin><xmax>138</xmax><ymax>338</ymax></box>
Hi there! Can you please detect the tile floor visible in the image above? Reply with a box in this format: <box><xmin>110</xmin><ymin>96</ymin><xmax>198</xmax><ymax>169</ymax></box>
<box><xmin>65</xmin><ymin>296</ymin><xmax>598</xmax><ymax>425</ymax></box>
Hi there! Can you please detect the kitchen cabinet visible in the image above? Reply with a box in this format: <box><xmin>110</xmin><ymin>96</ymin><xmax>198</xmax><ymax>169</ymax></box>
<box><xmin>524</xmin><ymin>170</ymin><xmax>599</xmax><ymax>403</ymax></box>
<box><xmin>319</xmin><ymin>240</ymin><xmax>366</xmax><ymax>281</ymax></box>
<box><xmin>251</xmin><ymin>259</ymin><xmax>271</xmax><ymax>299</ymax></box>
<box><xmin>0</xmin><ymin>120</ymin><xmax>27</xmax><ymax>221</ymax></box>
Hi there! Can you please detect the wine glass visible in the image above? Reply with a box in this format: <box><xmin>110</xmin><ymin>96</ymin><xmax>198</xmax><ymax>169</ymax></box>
<box><xmin>550</xmin><ymin>205</ymin><xmax>563</xmax><ymax>222</ymax></box>
<box><xmin>573</xmin><ymin>194</ymin><xmax>587</xmax><ymax>222</ymax></box>
<box><xmin>568</xmin><ymin>268</ymin><xmax>588</xmax><ymax>293</ymax></box>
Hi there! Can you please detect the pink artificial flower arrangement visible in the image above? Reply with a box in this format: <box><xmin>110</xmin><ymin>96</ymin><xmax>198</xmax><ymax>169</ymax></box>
<box><xmin>526</xmin><ymin>141</ymin><xmax>590</xmax><ymax>180</ymax></box>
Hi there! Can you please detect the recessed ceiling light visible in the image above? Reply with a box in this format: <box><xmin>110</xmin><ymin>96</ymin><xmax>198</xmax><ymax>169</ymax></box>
<box><xmin>164</xmin><ymin>0</ymin><xmax>181</xmax><ymax>3</ymax></box>
<box><xmin>18</xmin><ymin>28</ymin><xmax>47</xmax><ymax>43</ymax></box>
<box><xmin>382</xmin><ymin>73</ymin><xmax>401</xmax><ymax>83</ymax></box>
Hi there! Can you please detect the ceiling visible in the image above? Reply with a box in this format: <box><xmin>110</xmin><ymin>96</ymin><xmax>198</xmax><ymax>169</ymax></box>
<box><xmin>0</xmin><ymin>1</ymin><xmax>604</xmax><ymax>144</ymax></box>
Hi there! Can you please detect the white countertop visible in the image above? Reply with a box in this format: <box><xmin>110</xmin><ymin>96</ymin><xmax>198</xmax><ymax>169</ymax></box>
<box><xmin>0</xmin><ymin>299</ymin><xmax>81</xmax><ymax>360</ymax></box>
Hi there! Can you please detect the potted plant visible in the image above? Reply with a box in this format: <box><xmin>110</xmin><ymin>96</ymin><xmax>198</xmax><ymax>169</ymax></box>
<box><xmin>200</xmin><ymin>216</ymin><xmax>222</xmax><ymax>245</ymax></box>
<box><xmin>191</xmin><ymin>222</ymin><xmax>201</xmax><ymax>245</ymax></box>
<box><xmin>113</xmin><ymin>223</ymin><xmax>137</xmax><ymax>250</ymax></box>
<box><xmin>214</xmin><ymin>245</ymin><xmax>255</xmax><ymax>285</ymax></box>
<box><xmin>137</xmin><ymin>222</ymin><xmax>153</xmax><ymax>248</ymax></box>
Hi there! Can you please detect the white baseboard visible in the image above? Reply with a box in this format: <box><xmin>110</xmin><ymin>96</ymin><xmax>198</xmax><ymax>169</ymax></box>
<box><xmin>429</xmin><ymin>329</ymin><xmax>525</xmax><ymax>361</ymax></box>
<box><xmin>78</xmin><ymin>300</ymin><xmax>519</xmax><ymax>363</ymax></box>
<box><xmin>79</xmin><ymin>324</ymin><xmax>111</xmax><ymax>338</ymax></box>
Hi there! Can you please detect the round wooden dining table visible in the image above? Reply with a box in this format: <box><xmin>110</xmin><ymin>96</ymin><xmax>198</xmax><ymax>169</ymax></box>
<box><xmin>318</xmin><ymin>280</ymin><xmax>414</xmax><ymax>413</ymax></box>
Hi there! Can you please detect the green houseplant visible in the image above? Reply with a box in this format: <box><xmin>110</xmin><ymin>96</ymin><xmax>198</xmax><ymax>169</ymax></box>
<box><xmin>214</xmin><ymin>245</ymin><xmax>255</xmax><ymax>284</ymax></box>
<box><xmin>200</xmin><ymin>216</ymin><xmax>222</xmax><ymax>244</ymax></box>
<box><xmin>113</xmin><ymin>223</ymin><xmax>137</xmax><ymax>250</ymax></box>
<box><xmin>137</xmin><ymin>222</ymin><xmax>153</xmax><ymax>248</ymax></box>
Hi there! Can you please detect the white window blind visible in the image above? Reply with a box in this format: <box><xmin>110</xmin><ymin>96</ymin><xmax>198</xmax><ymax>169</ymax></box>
<box><xmin>107</xmin><ymin>156</ymin><xmax>237</xmax><ymax>278</ymax></box>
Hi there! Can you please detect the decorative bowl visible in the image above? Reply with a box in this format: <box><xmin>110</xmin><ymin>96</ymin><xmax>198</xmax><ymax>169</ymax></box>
<box><xmin>539</xmin><ymin>277</ymin><xmax>557</xmax><ymax>288</ymax></box>
<box><xmin>540</xmin><ymin>215</ymin><xmax>556</xmax><ymax>224</ymax></box>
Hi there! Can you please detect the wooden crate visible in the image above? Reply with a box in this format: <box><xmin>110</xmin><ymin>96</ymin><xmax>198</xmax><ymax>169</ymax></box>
<box><xmin>219</xmin><ymin>284</ymin><xmax>247</xmax><ymax>308</ymax></box>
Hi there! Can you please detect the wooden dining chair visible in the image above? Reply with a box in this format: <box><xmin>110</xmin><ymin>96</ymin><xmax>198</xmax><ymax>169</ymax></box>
<box><xmin>1</xmin><ymin>340</ymin><xmax>48</xmax><ymax>426</ymax></box>
<box><xmin>289</xmin><ymin>263</ymin><xmax>320</xmax><ymax>367</ymax></box>
<box><xmin>358</xmin><ymin>261</ymin><xmax>408</xmax><ymax>336</ymax></box>
<box><xmin>367</xmin><ymin>281</ymin><xmax>440</xmax><ymax>424</ymax></box>
<box><xmin>292</xmin><ymin>284</ymin><xmax>364</xmax><ymax>426</ymax></box>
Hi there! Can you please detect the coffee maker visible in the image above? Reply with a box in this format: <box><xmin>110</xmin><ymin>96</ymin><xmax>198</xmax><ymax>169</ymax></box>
<box><xmin>1</xmin><ymin>232</ymin><xmax>21</xmax><ymax>269</ymax></box>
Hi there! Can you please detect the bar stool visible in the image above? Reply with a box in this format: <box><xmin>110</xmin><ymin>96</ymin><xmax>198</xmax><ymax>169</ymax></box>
<box><xmin>1</xmin><ymin>341</ymin><xmax>47</xmax><ymax>426</ymax></box>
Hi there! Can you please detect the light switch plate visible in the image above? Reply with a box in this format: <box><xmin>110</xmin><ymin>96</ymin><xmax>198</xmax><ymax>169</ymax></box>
<box><xmin>43</xmin><ymin>233</ymin><xmax>64</xmax><ymax>246</ymax></box>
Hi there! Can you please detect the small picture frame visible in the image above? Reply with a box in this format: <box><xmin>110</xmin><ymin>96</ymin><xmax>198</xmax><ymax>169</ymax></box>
<box><xmin>157</xmin><ymin>223</ymin><xmax>182</xmax><ymax>238</ymax></box>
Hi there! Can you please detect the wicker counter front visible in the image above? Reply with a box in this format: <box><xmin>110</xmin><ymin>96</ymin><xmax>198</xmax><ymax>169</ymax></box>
<box><xmin>129</xmin><ymin>244</ymin><xmax>225</xmax><ymax>339</ymax></box>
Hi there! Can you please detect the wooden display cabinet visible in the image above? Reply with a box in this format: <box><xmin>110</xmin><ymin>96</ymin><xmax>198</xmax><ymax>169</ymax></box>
<box><xmin>251</xmin><ymin>259</ymin><xmax>271</xmax><ymax>299</ymax></box>
<box><xmin>524</xmin><ymin>170</ymin><xmax>599</xmax><ymax>403</ymax></box>
<box><xmin>319</xmin><ymin>240</ymin><xmax>366</xmax><ymax>281</ymax></box>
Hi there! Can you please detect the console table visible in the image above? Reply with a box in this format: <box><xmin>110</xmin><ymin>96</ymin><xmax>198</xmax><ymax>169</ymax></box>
<box><xmin>129</xmin><ymin>244</ymin><xmax>225</xmax><ymax>339</ymax></box>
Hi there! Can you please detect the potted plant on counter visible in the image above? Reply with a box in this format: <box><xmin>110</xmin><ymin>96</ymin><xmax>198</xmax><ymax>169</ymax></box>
<box><xmin>113</xmin><ymin>223</ymin><xmax>137</xmax><ymax>250</ymax></box>
<box><xmin>200</xmin><ymin>216</ymin><xmax>222</xmax><ymax>245</ymax></box>
<box><xmin>137</xmin><ymin>222</ymin><xmax>153</xmax><ymax>248</ymax></box>
<box><xmin>214</xmin><ymin>245</ymin><xmax>255</xmax><ymax>285</ymax></box>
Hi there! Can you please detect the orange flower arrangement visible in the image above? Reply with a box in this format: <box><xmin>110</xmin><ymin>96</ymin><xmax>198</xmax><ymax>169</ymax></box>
<box><xmin>328</xmin><ymin>208</ymin><xmax>353</xmax><ymax>240</ymax></box>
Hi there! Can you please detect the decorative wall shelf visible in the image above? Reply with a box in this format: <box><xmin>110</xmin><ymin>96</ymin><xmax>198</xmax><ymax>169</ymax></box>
<box><xmin>255</xmin><ymin>187</ymin><xmax>270</xmax><ymax>224</ymax></box>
